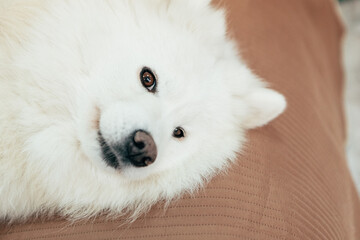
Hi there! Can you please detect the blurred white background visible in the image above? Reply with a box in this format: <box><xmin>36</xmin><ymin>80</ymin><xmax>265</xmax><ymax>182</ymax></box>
<box><xmin>340</xmin><ymin>0</ymin><xmax>360</xmax><ymax>191</ymax></box>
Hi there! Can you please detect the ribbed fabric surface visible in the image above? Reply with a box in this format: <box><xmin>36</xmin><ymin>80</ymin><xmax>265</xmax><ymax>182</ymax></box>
<box><xmin>1</xmin><ymin>0</ymin><xmax>359</xmax><ymax>239</ymax></box>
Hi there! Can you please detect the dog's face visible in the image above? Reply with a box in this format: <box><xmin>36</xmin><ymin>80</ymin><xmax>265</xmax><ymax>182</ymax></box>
<box><xmin>77</xmin><ymin>27</ymin><xmax>244</xmax><ymax>181</ymax></box>
<box><xmin>68</xmin><ymin>4</ymin><xmax>285</xmax><ymax>182</ymax></box>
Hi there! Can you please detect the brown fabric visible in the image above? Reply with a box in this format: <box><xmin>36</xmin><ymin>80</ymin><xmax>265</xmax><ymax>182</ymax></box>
<box><xmin>1</xmin><ymin>0</ymin><xmax>359</xmax><ymax>239</ymax></box>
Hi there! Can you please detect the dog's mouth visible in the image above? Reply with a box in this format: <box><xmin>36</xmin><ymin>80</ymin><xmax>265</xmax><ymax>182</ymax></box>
<box><xmin>98</xmin><ymin>132</ymin><xmax>121</xmax><ymax>169</ymax></box>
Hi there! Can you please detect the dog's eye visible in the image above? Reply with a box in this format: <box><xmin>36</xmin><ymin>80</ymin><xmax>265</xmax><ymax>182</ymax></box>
<box><xmin>140</xmin><ymin>67</ymin><xmax>156</xmax><ymax>93</ymax></box>
<box><xmin>173</xmin><ymin>127</ymin><xmax>185</xmax><ymax>138</ymax></box>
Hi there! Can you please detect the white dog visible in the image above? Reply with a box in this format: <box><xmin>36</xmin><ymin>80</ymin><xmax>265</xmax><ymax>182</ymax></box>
<box><xmin>0</xmin><ymin>0</ymin><xmax>286</xmax><ymax>222</ymax></box>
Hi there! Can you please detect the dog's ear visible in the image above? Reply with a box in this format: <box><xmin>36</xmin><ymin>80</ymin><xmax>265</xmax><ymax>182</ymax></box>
<box><xmin>224</xmin><ymin>60</ymin><xmax>286</xmax><ymax>129</ymax></box>
<box><xmin>241</xmin><ymin>88</ymin><xmax>286</xmax><ymax>129</ymax></box>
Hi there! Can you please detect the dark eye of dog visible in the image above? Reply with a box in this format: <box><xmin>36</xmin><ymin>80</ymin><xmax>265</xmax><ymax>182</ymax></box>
<box><xmin>173</xmin><ymin>127</ymin><xmax>185</xmax><ymax>138</ymax></box>
<box><xmin>140</xmin><ymin>67</ymin><xmax>156</xmax><ymax>93</ymax></box>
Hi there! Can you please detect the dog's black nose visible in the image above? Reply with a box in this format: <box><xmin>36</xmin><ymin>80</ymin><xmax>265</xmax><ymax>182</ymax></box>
<box><xmin>125</xmin><ymin>130</ymin><xmax>157</xmax><ymax>167</ymax></box>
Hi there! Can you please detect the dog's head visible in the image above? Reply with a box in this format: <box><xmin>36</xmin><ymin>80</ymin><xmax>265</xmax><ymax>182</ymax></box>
<box><xmin>69</xmin><ymin>0</ymin><xmax>286</xmax><ymax>182</ymax></box>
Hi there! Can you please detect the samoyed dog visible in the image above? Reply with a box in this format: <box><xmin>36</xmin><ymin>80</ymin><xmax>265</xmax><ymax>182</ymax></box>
<box><xmin>0</xmin><ymin>0</ymin><xmax>286</xmax><ymax>221</ymax></box>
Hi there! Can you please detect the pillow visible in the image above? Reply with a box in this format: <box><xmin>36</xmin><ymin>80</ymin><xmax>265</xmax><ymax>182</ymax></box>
<box><xmin>1</xmin><ymin>0</ymin><xmax>359</xmax><ymax>239</ymax></box>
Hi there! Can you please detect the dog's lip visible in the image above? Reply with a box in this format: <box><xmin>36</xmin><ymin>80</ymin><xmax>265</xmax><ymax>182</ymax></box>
<box><xmin>98</xmin><ymin>131</ymin><xmax>120</xmax><ymax>169</ymax></box>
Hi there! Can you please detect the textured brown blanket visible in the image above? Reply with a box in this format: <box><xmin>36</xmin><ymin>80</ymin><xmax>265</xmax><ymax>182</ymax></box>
<box><xmin>1</xmin><ymin>0</ymin><xmax>359</xmax><ymax>239</ymax></box>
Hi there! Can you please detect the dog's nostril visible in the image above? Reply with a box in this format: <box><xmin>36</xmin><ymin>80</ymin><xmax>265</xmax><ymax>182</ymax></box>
<box><xmin>142</xmin><ymin>157</ymin><xmax>153</xmax><ymax>166</ymax></box>
<box><xmin>133</xmin><ymin>140</ymin><xmax>145</xmax><ymax>149</ymax></box>
<box><xmin>133</xmin><ymin>131</ymin><xmax>148</xmax><ymax>148</ymax></box>
<box><xmin>126</xmin><ymin>130</ymin><xmax>157</xmax><ymax>167</ymax></box>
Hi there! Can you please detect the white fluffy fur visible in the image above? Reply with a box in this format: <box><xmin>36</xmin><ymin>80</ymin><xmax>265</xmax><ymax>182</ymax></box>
<box><xmin>0</xmin><ymin>0</ymin><xmax>286</xmax><ymax>222</ymax></box>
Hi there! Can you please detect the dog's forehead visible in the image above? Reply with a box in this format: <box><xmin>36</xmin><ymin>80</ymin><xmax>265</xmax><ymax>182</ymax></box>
<box><xmin>121</xmin><ymin>32</ymin><xmax>224</xmax><ymax>96</ymax></box>
<box><xmin>130</xmin><ymin>28</ymin><xmax>221</xmax><ymax>87</ymax></box>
